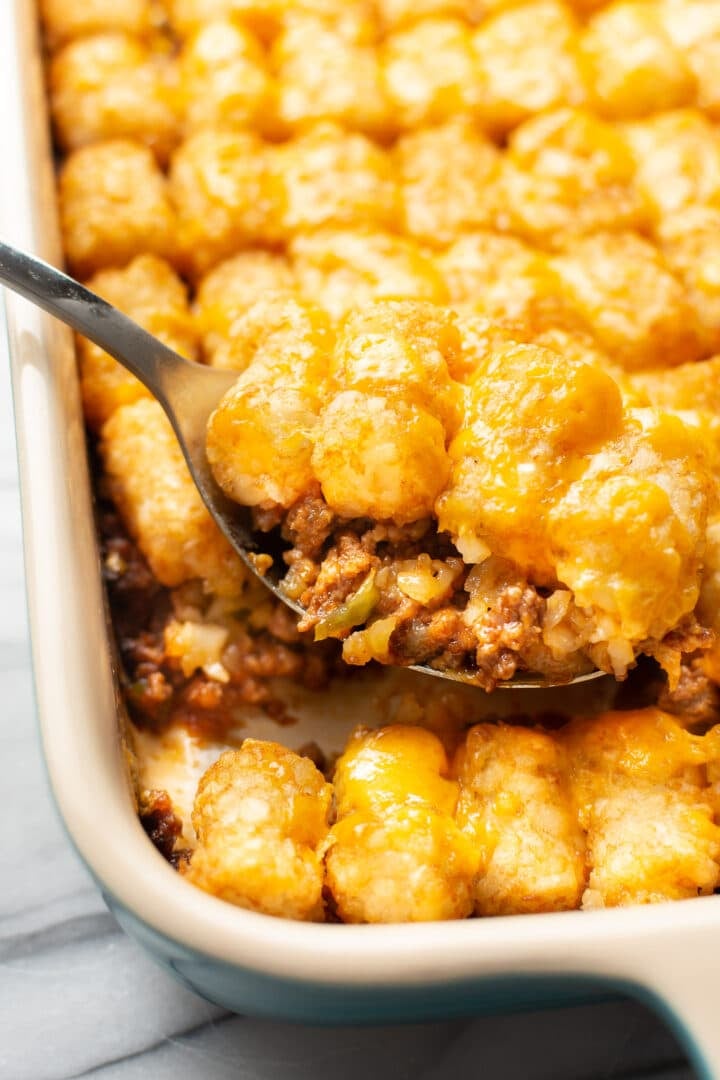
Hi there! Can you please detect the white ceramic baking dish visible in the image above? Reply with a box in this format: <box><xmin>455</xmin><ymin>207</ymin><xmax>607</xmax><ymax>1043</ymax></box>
<box><xmin>3</xmin><ymin>1</ymin><xmax>720</xmax><ymax>1074</ymax></box>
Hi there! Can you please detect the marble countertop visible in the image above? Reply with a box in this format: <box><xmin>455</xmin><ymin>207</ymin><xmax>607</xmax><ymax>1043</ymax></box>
<box><xmin>0</xmin><ymin>308</ymin><xmax>698</xmax><ymax>1080</ymax></box>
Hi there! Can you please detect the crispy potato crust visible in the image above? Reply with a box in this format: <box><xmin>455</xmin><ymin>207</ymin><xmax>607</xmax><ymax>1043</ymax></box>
<box><xmin>183</xmin><ymin>741</ymin><xmax>331</xmax><ymax>919</ymax></box>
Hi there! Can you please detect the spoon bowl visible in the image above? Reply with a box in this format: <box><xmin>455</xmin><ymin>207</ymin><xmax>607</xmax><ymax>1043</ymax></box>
<box><xmin>0</xmin><ymin>240</ymin><xmax>604</xmax><ymax>690</ymax></box>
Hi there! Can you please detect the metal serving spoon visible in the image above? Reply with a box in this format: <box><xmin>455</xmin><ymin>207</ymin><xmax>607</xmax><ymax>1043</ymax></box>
<box><xmin>0</xmin><ymin>241</ymin><xmax>603</xmax><ymax>690</ymax></box>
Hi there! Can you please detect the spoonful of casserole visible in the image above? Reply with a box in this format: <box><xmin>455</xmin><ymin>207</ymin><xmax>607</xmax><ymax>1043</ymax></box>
<box><xmin>0</xmin><ymin>241</ymin><xmax>711</xmax><ymax>690</ymax></box>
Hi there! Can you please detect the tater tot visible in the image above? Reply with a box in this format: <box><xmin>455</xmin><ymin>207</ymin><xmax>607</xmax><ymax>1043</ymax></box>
<box><xmin>167</xmin><ymin>0</ymin><xmax>280</xmax><ymax>37</ymax></box>
<box><xmin>101</xmin><ymin>399</ymin><xmax>246</xmax><ymax>597</ymax></box>
<box><xmin>382</xmin><ymin>19</ymin><xmax>482</xmax><ymax>131</ymax></box>
<box><xmin>581</xmin><ymin>2</ymin><xmax>696</xmax><ymax>120</ymax></box>
<box><xmin>660</xmin><ymin>0</ymin><xmax>720</xmax><ymax>119</ymax></box>
<box><xmin>472</xmin><ymin>2</ymin><xmax>588</xmax><ymax>135</ymax></box>
<box><xmin>269</xmin><ymin>124</ymin><xmax>398</xmax><ymax>238</ymax></box>
<box><xmin>50</xmin><ymin>34</ymin><xmax>179</xmax><ymax>162</ymax></box>
<box><xmin>624</xmin><ymin>110</ymin><xmax>720</xmax><ymax>220</ymax></box>
<box><xmin>206</xmin><ymin>300</ymin><xmax>333</xmax><ymax>508</ymax></box>
<box><xmin>375</xmin><ymin>0</ymin><xmax>484</xmax><ymax>28</ymax></box>
<box><xmin>526</xmin><ymin>326</ymin><xmax>614</xmax><ymax>375</ymax></box>
<box><xmin>453</xmin><ymin>316</ymin><xmax>617</xmax><ymax>391</ymax></box>
<box><xmin>548</xmin><ymin>409</ymin><xmax>710</xmax><ymax>663</ymax></box>
<box><xmin>325</xmin><ymin>726</ymin><xmax>476</xmax><ymax>923</ymax></box>
<box><xmin>59</xmin><ymin>140</ymin><xmax>178</xmax><ymax>278</ymax></box>
<box><xmin>629</xmin><ymin>356</ymin><xmax>720</xmax><ymax>471</ymax></box>
<box><xmin>195</xmin><ymin>251</ymin><xmax>298</xmax><ymax>363</ymax></box>
<box><xmin>438</xmin><ymin>230</ymin><xmax>575</xmax><ymax>330</ymax></box>
<box><xmin>39</xmin><ymin>0</ymin><xmax>156</xmax><ymax>49</ymax></box>
<box><xmin>206</xmin><ymin>293</ymin><xmax>334</xmax><ymax>373</ymax></box>
<box><xmin>168</xmin><ymin>130</ymin><xmax>276</xmax><ymax>277</ymax></box>
<box><xmin>499</xmin><ymin>108</ymin><xmax>649</xmax><ymax>248</ymax></box>
<box><xmin>331</xmin><ymin>302</ymin><xmax>463</xmax><ymax>434</ymax></box>
<box><xmin>460</xmin><ymin>313</ymin><xmax>621</xmax><ymax>386</ymax></box>
<box><xmin>79</xmin><ymin>255</ymin><xmax>197</xmax><ymax>430</ymax></box>
<box><xmin>183</xmin><ymin>741</ymin><xmax>331</xmax><ymax>920</ymax></box>
<box><xmin>437</xmin><ymin>342</ymin><xmax>624</xmax><ymax>574</ymax></box>
<box><xmin>630</xmin><ymin>356</ymin><xmax>720</xmax><ymax>432</ymax></box>
<box><xmin>291</xmin><ymin>228</ymin><xmax>448</xmax><ymax>322</ymax></box>
<box><xmin>454</xmin><ymin>724</ymin><xmax>585</xmax><ymax>915</ymax></box>
<box><xmin>208</xmin><ymin>381</ymin><xmax>323</xmax><ymax>509</ymax></box>
<box><xmin>563</xmin><ymin>710</ymin><xmax>720</xmax><ymax>907</ymax></box>
<box><xmin>272</xmin><ymin>18</ymin><xmax>391</xmax><ymax>137</ymax></box>
<box><xmin>559</xmin><ymin>0</ymin><xmax>608</xmax><ymax>11</ymax></box>
<box><xmin>312</xmin><ymin>391</ymin><xmax>450</xmax><ymax>524</ymax></box>
<box><xmin>176</xmin><ymin>21</ymin><xmax>274</xmax><ymax>135</ymax></box>
<box><xmin>655</xmin><ymin>207</ymin><xmax>720</xmax><ymax>355</ymax></box>
<box><xmin>170</xmin><ymin>0</ymin><xmax>377</xmax><ymax>39</ymax></box>
<box><xmin>395</xmin><ymin>118</ymin><xmax>502</xmax><ymax>246</ymax></box>
<box><xmin>551</xmin><ymin>231</ymin><xmax>705</xmax><ymax>370</ymax></box>
<box><xmin>450</xmin><ymin>313</ymin><xmax>523</xmax><ymax>382</ymax></box>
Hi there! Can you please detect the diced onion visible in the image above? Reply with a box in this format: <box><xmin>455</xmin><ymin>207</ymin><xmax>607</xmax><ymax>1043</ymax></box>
<box><xmin>164</xmin><ymin>618</ymin><xmax>230</xmax><ymax>679</ymax></box>
<box><xmin>396</xmin><ymin>557</ymin><xmax>459</xmax><ymax>604</ymax></box>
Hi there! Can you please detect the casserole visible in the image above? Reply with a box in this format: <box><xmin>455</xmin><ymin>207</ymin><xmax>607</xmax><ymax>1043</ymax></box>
<box><xmin>3</xmin><ymin>1</ymin><xmax>720</xmax><ymax>1077</ymax></box>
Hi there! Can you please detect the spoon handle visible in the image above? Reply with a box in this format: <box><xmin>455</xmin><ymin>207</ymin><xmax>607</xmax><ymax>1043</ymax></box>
<box><xmin>0</xmin><ymin>240</ymin><xmax>191</xmax><ymax>405</ymax></box>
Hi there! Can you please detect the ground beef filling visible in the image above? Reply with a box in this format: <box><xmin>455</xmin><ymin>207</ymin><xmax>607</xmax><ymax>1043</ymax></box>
<box><xmin>139</xmin><ymin>789</ymin><xmax>189</xmax><ymax>868</ymax></box>
<box><xmin>255</xmin><ymin>487</ymin><xmax>715</xmax><ymax>692</ymax></box>
<box><xmin>256</xmin><ymin>489</ymin><xmax>564</xmax><ymax>691</ymax></box>
<box><xmin>659</xmin><ymin>654</ymin><xmax>720</xmax><ymax>728</ymax></box>
<box><xmin>99</xmin><ymin>508</ymin><xmax>343</xmax><ymax>736</ymax></box>
<box><xmin>99</xmin><ymin>497</ymin><xmax>719</xmax><ymax>713</ymax></box>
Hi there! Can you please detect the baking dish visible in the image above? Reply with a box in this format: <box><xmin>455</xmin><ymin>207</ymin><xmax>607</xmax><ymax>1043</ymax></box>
<box><xmin>3</xmin><ymin>0</ymin><xmax>720</xmax><ymax>1075</ymax></box>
